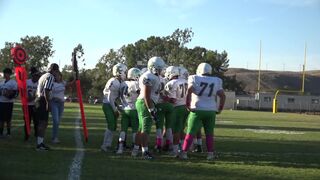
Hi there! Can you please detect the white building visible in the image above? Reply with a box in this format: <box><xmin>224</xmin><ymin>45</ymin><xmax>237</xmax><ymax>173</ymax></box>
<box><xmin>235</xmin><ymin>92</ymin><xmax>320</xmax><ymax>112</ymax></box>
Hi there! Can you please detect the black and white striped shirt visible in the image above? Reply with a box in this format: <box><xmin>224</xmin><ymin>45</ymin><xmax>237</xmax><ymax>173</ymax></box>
<box><xmin>36</xmin><ymin>73</ymin><xmax>55</xmax><ymax>97</ymax></box>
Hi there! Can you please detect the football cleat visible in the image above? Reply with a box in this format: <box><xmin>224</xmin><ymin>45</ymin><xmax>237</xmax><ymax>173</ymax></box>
<box><xmin>179</xmin><ymin>151</ymin><xmax>188</xmax><ymax>160</ymax></box>
<box><xmin>36</xmin><ymin>143</ymin><xmax>50</xmax><ymax>151</ymax></box>
<box><xmin>143</xmin><ymin>151</ymin><xmax>154</xmax><ymax>160</ymax></box>
<box><xmin>100</xmin><ymin>145</ymin><xmax>110</xmax><ymax>152</ymax></box>
<box><xmin>131</xmin><ymin>149</ymin><xmax>139</xmax><ymax>157</ymax></box>
<box><xmin>207</xmin><ymin>151</ymin><xmax>218</xmax><ymax>161</ymax></box>
<box><xmin>168</xmin><ymin>150</ymin><xmax>179</xmax><ymax>157</ymax></box>
<box><xmin>116</xmin><ymin>148</ymin><xmax>123</xmax><ymax>154</ymax></box>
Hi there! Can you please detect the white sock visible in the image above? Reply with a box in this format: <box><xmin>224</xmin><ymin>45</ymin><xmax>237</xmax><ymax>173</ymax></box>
<box><xmin>119</xmin><ymin>131</ymin><xmax>126</xmax><ymax>142</ymax></box>
<box><xmin>134</xmin><ymin>145</ymin><xmax>140</xmax><ymax>150</ymax></box>
<box><xmin>142</xmin><ymin>146</ymin><xmax>148</xmax><ymax>153</ymax></box>
<box><xmin>197</xmin><ymin>138</ymin><xmax>202</xmax><ymax>145</ymax></box>
<box><xmin>102</xmin><ymin>128</ymin><xmax>111</xmax><ymax>146</ymax></box>
<box><xmin>193</xmin><ymin>138</ymin><xmax>197</xmax><ymax>145</ymax></box>
<box><xmin>173</xmin><ymin>145</ymin><xmax>179</xmax><ymax>153</ymax></box>
<box><xmin>37</xmin><ymin>137</ymin><xmax>44</xmax><ymax>145</ymax></box>
<box><xmin>107</xmin><ymin>131</ymin><xmax>113</xmax><ymax>147</ymax></box>
<box><xmin>118</xmin><ymin>142</ymin><xmax>123</xmax><ymax>150</ymax></box>
<box><xmin>132</xmin><ymin>133</ymin><xmax>136</xmax><ymax>143</ymax></box>
<box><xmin>166</xmin><ymin>128</ymin><xmax>173</xmax><ymax>144</ymax></box>
<box><xmin>156</xmin><ymin>129</ymin><xmax>162</xmax><ymax>139</ymax></box>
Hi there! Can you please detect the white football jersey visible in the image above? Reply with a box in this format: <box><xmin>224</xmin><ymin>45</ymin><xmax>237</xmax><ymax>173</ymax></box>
<box><xmin>121</xmin><ymin>80</ymin><xmax>140</xmax><ymax>110</ymax></box>
<box><xmin>26</xmin><ymin>79</ymin><xmax>38</xmax><ymax>105</ymax></box>
<box><xmin>0</xmin><ymin>79</ymin><xmax>18</xmax><ymax>103</ymax></box>
<box><xmin>188</xmin><ymin>75</ymin><xmax>223</xmax><ymax>111</ymax></box>
<box><xmin>103</xmin><ymin>77</ymin><xmax>122</xmax><ymax>111</ymax></box>
<box><xmin>165</xmin><ymin>78</ymin><xmax>188</xmax><ymax>107</ymax></box>
<box><xmin>138</xmin><ymin>71</ymin><xmax>161</xmax><ymax>103</ymax></box>
<box><xmin>36</xmin><ymin>72</ymin><xmax>55</xmax><ymax>98</ymax></box>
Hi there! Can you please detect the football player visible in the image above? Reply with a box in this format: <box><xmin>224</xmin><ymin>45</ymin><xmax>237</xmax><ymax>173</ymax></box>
<box><xmin>116</xmin><ymin>68</ymin><xmax>141</xmax><ymax>154</ymax></box>
<box><xmin>131</xmin><ymin>56</ymin><xmax>165</xmax><ymax>159</ymax></box>
<box><xmin>0</xmin><ymin>68</ymin><xmax>18</xmax><ymax>137</ymax></box>
<box><xmin>101</xmin><ymin>63</ymin><xmax>127</xmax><ymax>152</ymax></box>
<box><xmin>164</xmin><ymin>66</ymin><xmax>189</xmax><ymax>156</ymax></box>
<box><xmin>24</xmin><ymin>67</ymin><xmax>41</xmax><ymax>140</ymax></box>
<box><xmin>177</xmin><ymin>66</ymin><xmax>189</xmax><ymax>147</ymax></box>
<box><xmin>180</xmin><ymin>63</ymin><xmax>225</xmax><ymax>160</ymax></box>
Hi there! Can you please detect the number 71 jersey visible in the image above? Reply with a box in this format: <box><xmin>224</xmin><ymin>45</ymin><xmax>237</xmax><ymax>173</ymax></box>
<box><xmin>188</xmin><ymin>75</ymin><xmax>223</xmax><ymax>111</ymax></box>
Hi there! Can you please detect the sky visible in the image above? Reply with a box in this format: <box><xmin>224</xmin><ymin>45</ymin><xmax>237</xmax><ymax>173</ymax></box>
<box><xmin>0</xmin><ymin>0</ymin><xmax>319</xmax><ymax>71</ymax></box>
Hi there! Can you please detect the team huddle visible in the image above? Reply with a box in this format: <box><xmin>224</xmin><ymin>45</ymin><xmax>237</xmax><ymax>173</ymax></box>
<box><xmin>101</xmin><ymin>56</ymin><xmax>226</xmax><ymax>160</ymax></box>
<box><xmin>0</xmin><ymin>56</ymin><xmax>225</xmax><ymax>160</ymax></box>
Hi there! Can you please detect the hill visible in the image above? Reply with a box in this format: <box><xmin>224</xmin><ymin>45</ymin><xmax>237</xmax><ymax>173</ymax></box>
<box><xmin>225</xmin><ymin>68</ymin><xmax>320</xmax><ymax>95</ymax></box>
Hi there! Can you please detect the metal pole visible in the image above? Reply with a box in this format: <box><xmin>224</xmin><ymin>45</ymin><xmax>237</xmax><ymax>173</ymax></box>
<box><xmin>302</xmin><ymin>42</ymin><xmax>307</xmax><ymax>94</ymax></box>
<box><xmin>258</xmin><ymin>40</ymin><xmax>262</xmax><ymax>92</ymax></box>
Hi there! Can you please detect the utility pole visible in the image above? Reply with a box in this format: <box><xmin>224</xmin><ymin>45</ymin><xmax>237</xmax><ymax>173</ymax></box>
<box><xmin>257</xmin><ymin>40</ymin><xmax>262</xmax><ymax>110</ymax></box>
<box><xmin>258</xmin><ymin>40</ymin><xmax>262</xmax><ymax>92</ymax></box>
<box><xmin>301</xmin><ymin>42</ymin><xmax>307</xmax><ymax>94</ymax></box>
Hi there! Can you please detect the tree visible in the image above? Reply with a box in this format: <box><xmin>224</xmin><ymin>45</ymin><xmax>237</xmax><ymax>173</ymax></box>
<box><xmin>61</xmin><ymin>64</ymin><xmax>75</xmax><ymax>97</ymax></box>
<box><xmin>89</xmin><ymin>49</ymin><xmax>123</xmax><ymax>97</ymax></box>
<box><xmin>21</xmin><ymin>36</ymin><xmax>55</xmax><ymax>70</ymax></box>
<box><xmin>90</xmin><ymin>28</ymin><xmax>243</xmax><ymax>96</ymax></box>
<box><xmin>223</xmin><ymin>75</ymin><xmax>245</xmax><ymax>94</ymax></box>
<box><xmin>0</xmin><ymin>35</ymin><xmax>54</xmax><ymax>71</ymax></box>
<box><xmin>0</xmin><ymin>42</ymin><xmax>15</xmax><ymax>69</ymax></box>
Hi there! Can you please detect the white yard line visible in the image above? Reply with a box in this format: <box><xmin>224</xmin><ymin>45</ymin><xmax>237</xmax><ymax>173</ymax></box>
<box><xmin>68</xmin><ymin>116</ymin><xmax>85</xmax><ymax>180</ymax></box>
<box><xmin>243</xmin><ymin>128</ymin><xmax>305</xmax><ymax>135</ymax></box>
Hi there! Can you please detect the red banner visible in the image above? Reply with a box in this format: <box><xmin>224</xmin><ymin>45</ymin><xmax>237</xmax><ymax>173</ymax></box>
<box><xmin>15</xmin><ymin>67</ymin><xmax>30</xmax><ymax>136</ymax></box>
<box><xmin>76</xmin><ymin>80</ymin><xmax>88</xmax><ymax>142</ymax></box>
<box><xmin>11</xmin><ymin>45</ymin><xmax>30</xmax><ymax>136</ymax></box>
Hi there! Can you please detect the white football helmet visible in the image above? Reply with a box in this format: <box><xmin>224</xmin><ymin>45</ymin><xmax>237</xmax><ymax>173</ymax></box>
<box><xmin>147</xmin><ymin>56</ymin><xmax>166</xmax><ymax>75</ymax></box>
<box><xmin>178</xmin><ymin>66</ymin><xmax>189</xmax><ymax>80</ymax></box>
<box><xmin>140</xmin><ymin>67</ymin><xmax>148</xmax><ymax>74</ymax></box>
<box><xmin>127</xmin><ymin>67</ymin><xmax>141</xmax><ymax>80</ymax></box>
<box><xmin>165</xmin><ymin>66</ymin><xmax>180</xmax><ymax>80</ymax></box>
<box><xmin>196</xmin><ymin>63</ymin><xmax>212</xmax><ymax>75</ymax></box>
<box><xmin>112</xmin><ymin>63</ymin><xmax>127</xmax><ymax>80</ymax></box>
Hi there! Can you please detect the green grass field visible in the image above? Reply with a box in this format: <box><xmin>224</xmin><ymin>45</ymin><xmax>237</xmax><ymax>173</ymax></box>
<box><xmin>0</xmin><ymin>103</ymin><xmax>320</xmax><ymax>180</ymax></box>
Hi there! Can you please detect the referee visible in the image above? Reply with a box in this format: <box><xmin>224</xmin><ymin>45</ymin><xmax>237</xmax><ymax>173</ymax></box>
<box><xmin>35</xmin><ymin>63</ymin><xmax>60</xmax><ymax>151</ymax></box>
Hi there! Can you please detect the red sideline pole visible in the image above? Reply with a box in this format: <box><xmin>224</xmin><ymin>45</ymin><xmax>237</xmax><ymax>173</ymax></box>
<box><xmin>76</xmin><ymin>80</ymin><xmax>88</xmax><ymax>142</ymax></box>
<box><xmin>15</xmin><ymin>67</ymin><xmax>30</xmax><ymax>136</ymax></box>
